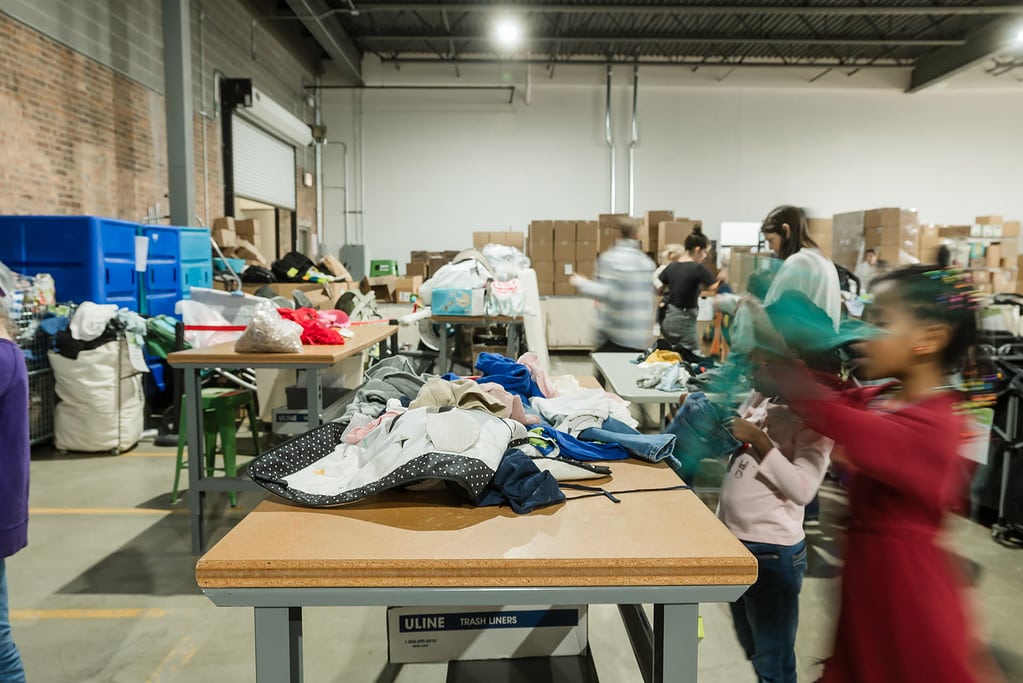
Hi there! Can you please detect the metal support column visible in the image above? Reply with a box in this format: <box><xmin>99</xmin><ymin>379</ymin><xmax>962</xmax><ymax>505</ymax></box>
<box><xmin>161</xmin><ymin>0</ymin><xmax>196</xmax><ymax>227</ymax></box>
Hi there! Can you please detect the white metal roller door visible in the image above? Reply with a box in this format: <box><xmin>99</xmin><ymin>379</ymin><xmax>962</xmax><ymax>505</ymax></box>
<box><xmin>232</xmin><ymin>115</ymin><xmax>296</xmax><ymax>210</ymax></box>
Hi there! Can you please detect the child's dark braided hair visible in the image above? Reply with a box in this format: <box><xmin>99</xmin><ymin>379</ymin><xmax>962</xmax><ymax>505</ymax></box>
<box><xmin>871</xmin><ymin>265</ymin><xmax>980</xmax><ymax>372</ymax></box>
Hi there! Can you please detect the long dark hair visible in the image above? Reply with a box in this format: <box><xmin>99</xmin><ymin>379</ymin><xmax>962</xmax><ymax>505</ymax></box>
<box><xmin>761</xmin><ymin>205</ymin><xmax>818</xmax><ymax>260</ymax></box>
<box><xmin>871</xmin><ymin>265</ymin><xmax>978</xmax><ymax>372</ymax></box>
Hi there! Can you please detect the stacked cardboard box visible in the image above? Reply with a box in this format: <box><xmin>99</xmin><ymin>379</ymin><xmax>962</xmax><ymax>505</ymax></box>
<box><xmin>408</xmin><ymin>250</ymin><xmax>459</xmax><ymax>279</ymax></box>
<box><xmin>472</xmin><ymin>231</ymin><xmax>526</xmax><ymax>251</ymax></box>
<box><xmin>528</xmin><ymin>219</ymin><xmax>604</xmax><ymax>296</ymax></box>
<box><xmin>656</xmin><ymin>220</ymin><xmax>702</xmax><ymax>254</ymax></box>
<box><xmin>807</xmin><ymin>218</ymin><xmax>833</xmax><ymax>258</ymax></box>
<box><xmin>528</xmin><ymin>221</ymin><xmax>555</xmax><ymax>295</ymax></box>
<box><xmin>597</xmin><ymin>214</ymin><xmax>628</xmax><ymax>253</ymax></box>
<box><xmin>831</xmin><ymin>211</ymin><xmax>865</xmax><ymax>272</ymax></box>
<box><xmin>641</xmin><ymin>210</ymin><xmax>674</xmax><ymax>254</ymax></box>
<box><xmin>553</xmin><ymin>221</ymin><xmax>578</xmax><ymax>296</ymax></box>
<box><xmin>862</xmin><ymin>208</ymin><xmax>920</xmax><ymax>267</ymax></box>
<box><xmin>212</xmin><ymin>216</ymin><xmax>270</xmax><ymax>267</ymax></box>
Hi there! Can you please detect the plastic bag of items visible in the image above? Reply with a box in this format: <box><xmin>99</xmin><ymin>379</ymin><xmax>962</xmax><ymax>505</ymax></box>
<box><xmin>481</xmin><ymin>243</ymin><xmax>531</xmax><ymax>281</ymax></box>
<box><xmin>486</xmin><ymin>278</ymin><xmax>525</xmax><ymax>317</ymax></box>
<box><xmin>418</xmin><ymin>249</ymin><xmax>494</xmax><ymax>306</ymax></box>
<box><xmin>234</xmin><ymin>300</ymin><xmax>303</xmax><ymax>353</ymax></box>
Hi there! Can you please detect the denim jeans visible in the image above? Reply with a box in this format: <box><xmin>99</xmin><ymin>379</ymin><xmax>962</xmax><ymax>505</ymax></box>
<box><xmin>661</xmin><ymin>305</ymin><xmax>699</xmax><ymax>352</ymax></box>
<box><xmin>729</xmin><ymin>539</ymin><xmax>808</xmax><ymax>683</ymax></box>
<box><xmin>578</xmin><ymin>417</ymin><xmax>677</xmax><ymax>463</ymax></box>
<box><xmin>663</xmin><ymin>391</ymin><xmax>742</xmax><ymax>482</ymax></box>
<box><xmin>0</xmin><ymin>559</ymin><xmax>25</xmax><ymax>683</ymax></box>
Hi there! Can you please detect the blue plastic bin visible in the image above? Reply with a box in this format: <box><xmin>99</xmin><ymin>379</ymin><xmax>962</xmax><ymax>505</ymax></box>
<box><xmin>0</xmin><ymin>215</ymin><xmax>140</xmax><ymax>310</ymax></box>
<box><xmin>139</xmin><ymin>225</ymin><xmax>213</xmax><ymax>317</ymax></box>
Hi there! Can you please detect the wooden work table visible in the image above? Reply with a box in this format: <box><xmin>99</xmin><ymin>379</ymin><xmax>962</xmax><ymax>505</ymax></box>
<box><xmin>196</xmin><ymin>460</ymin><xmax>756</xmax><ymax>682</ymax></box>
<box><xmin>167</xmin><ymin>323</ymin><xmax>399</xmax><ymax>554</ymax></box>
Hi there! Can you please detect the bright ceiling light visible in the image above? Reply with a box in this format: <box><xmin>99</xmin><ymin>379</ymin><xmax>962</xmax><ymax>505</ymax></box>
<box><xmin>493</xmin><ymin>16</ymin><xmax>523</xmax><ymax>50</ymax></box>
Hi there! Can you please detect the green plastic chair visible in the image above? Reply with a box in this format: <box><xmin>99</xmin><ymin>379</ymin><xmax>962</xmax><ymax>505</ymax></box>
<box><xmin>173</xmin><ymin>388</ymin><xmax>261</xmax><ymax>506</ymax></box>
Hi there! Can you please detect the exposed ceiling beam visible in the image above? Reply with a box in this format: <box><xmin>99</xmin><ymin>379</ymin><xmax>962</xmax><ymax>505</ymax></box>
<box><xmin>284</xmin><ymin>0</ymin><xmax>364</xmax><ymax>84</ymax></box>
<box><xmin>358</xmin><ymin>34</ymin><xmax>965</xmax><ymax>47</ymax></box>
<box><xmin>908</xmin><ymin>15</ymin><xmax>1023</xmax><ymax>91</ymax></box>
<box><xmin>349</xmin><ymin>3</ymin><xmax>1023</xmax><ymax>17</ymax></box>
<box><xmin>378</xmin><ymin>56</ymin><xmax>914</xmax><ymax>68</ymax></box>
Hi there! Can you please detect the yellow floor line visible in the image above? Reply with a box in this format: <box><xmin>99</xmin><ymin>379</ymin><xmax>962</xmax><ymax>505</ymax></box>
<box><xmin>29</xmin><ymin>507</ymin><xmax>184</xmax><ymax>515</ymax></box>
<box><xmin>146</xmin><ymin>633</ymin><xmax>198</xmax><ymax>683</ymax></box>
<box><xmin>12</xmin><ymin>608</ymin><xmax>168</xmax><ymax>620</ymax></box>
<box><xmin>122</xmin><ymin>451</ymin><xmax>179</xmax><ymax>457</ymax></box>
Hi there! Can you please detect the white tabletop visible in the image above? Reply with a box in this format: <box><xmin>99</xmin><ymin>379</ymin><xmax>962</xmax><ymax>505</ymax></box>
<box><xmin>591</xmin><ymin>352</ymin><xmax>687</xmax><ymax>404</ymax></box>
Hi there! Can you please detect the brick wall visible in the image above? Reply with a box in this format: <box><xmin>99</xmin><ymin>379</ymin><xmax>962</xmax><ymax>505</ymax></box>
<box><xmin>1</xmin><ymin>5</ymin><xmax>319</xmax><ymax>242</ymax></box>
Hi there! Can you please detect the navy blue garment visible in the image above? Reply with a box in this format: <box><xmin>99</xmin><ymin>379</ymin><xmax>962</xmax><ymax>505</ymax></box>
<box><xmin>474</xmin><ymin>353</ymin><xmax>545</xmax><ymax>400</ymax></box>
<box><xmin>578</xmin><ymin>417</ymin><xmax>676</xmax><ymax>463</ymax></box>
<box><xmin>729</xmin><ymin>539</ymin><xmax>807</xmax><ymax>683</ymax></box>
<box><xmin>532</xmin><ymin>425</ymin><xmax>630</xmax><ymax>462</ymax></box>
<box><xmin>475</xmin><ymin>448</ymin><xmax>566</xmax><ymax>514</ymax></box>
<box><xmin>664</xmin><ymin>391</ymin><xmax>742</xmax><ymax>482</ymax></box>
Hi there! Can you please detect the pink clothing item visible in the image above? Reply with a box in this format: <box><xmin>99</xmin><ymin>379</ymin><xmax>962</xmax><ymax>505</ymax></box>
<box><xmin>478</xmin><ymin>382</ymin><xmax>540</xmax><ymax>426</ymax></box>
<box><xmin>517</xmin><ymin>351</ymin><xmax>559</xmax><ymax>398</ymax></box>
<box><xmin>717</xmin><ymin>392</ymin><xmax>832</xmax><ymax>546</ymax></box>
<box><xmin>343</xmin><ymin>409</ymin><xmax>404</xmax><ymax>444</ymax></box>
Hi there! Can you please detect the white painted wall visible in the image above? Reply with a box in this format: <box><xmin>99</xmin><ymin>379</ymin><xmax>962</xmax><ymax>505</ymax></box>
<box><xmin>320</xmin><ymin>60</ymin><xmax>1023</xmax><ymax>268</ymax></box>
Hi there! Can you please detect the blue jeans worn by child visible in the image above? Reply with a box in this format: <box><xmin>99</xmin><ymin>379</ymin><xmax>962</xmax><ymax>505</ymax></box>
<box><xmin>663</xmin><ymin>391</ymin><xmax>742</xmax><ymax>481</ymax></box>
<box><xmin>729</xmin><ymin>539</ymin><xmax>807</xmax><ymax>683</ymax></box>
<box><xmin>0</xmin><ymin>559</ymin><xmax>26</xmax><ymax>683</ymax></box>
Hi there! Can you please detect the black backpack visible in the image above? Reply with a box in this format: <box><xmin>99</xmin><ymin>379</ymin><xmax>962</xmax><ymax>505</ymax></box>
<box><xmin>241</xmin><ymin>265</ymin><xmax>276</xmax><ymax>283</ymax></box>
<box><xmin>272</xmin><ymin>252</ymin><xmax>317</xmax><ymax>282</ymax></box>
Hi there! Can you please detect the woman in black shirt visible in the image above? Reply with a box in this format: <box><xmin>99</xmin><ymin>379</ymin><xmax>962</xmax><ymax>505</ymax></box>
<box><xmin>658</xmin><ymin>227</ymin><xmax>720</xmax><ymax>351</ymax></box>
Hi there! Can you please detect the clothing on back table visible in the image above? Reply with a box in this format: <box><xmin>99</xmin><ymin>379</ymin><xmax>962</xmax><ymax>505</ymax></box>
<box><xmin>659</xmin><ymin>261</ymin><xmax>716</xmax><ymax>309</ymax></box>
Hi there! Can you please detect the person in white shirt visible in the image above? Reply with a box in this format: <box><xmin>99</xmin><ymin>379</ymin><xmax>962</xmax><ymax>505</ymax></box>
<box><xmin>761</xmin><ymin>205</ymin><xmax>842</xmax><ymax>331</ymax></box>
<box><xmin>853</xmin><ymin>248</ymin><xmax>879</xmax><ymax>291</ymax></box>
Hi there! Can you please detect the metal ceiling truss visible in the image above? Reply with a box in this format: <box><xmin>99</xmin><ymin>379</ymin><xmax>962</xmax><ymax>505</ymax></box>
<box><xmin>268</xmin><ymin>1</ymin><xmax>1023</xmax><ymax>88</ymax></box>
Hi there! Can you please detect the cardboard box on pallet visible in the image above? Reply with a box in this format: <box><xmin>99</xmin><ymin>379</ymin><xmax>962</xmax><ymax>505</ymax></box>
<box><xmin>553</xmin><ymin>221</ymin><xmax>577</xmax><ymax>242</ymax></box>
<box><xmin>863</xmin><ymin>208</ymin><xmax>917</xmax><ymax>228</ymax></box>
<box><xmin>993</xmin><ymin>268</ymin><xmax>1017</xmax><ymax>294</ymax></box>
<box><xmin>528</xmin><ymin>222</ymin><xmax>555</xmax><ymax>261</ymax></box>
<box><xmin>575</xmin><ymin>261</ymin><xmax>595</xmax><ymax>278</ymax></box>
<box><xmin>977</xmin><ymin>215</ymin><xmax>1003</xmax><ymax>225</ymax></box>
<box><xmin>472</xmin><ymin>232</ymin><xmax>491</xmax><ymax>249</ymax></box>
<box><xmin>537</xmin><ymin>281</ymin><xmax>554</xmax><ymax>296</ymax></box>
<box><xmin>531</xmin><ymin>261</ymin><xmax>555</xmax><ymax>282</ymax></box>
<box><xmin>406</xmin><ymin>261</ymin><xmax>428</xmax><ymax>279</ymax></box>
<box><xmin>554</xmin><ymin>240</ymin><xmax>576</xmax><ymax>262</ymax></box>
<box><xmin>657</xmin><ymin>221</ymin><xmax>700</xmax><ymax>250</ymax></box>
<box><xmin>1003</xmin><ymin>221</ymin><xmax>1020</xmax><ymax>238</ymax></box>
<box><xmin>428</xmin><ymin>257</ymin><xmax>448</xmax><ymax>278</ymax></box>
<box><xmin>576</xmin><ymin>221</ymin><xmax>599</xmax><ymax>243</ymax></box>
<box><xmin>598</xmin><ymin>213</ymin><xmax>629</xmax><ymax>252</ymax></box>
<box><xmin>832</xmin><ymin>211</ymin><xmax>865</xmax><ymax>272</ymax></box>
<box><xmin>644</xmin><ymin>211</ymin><xmax>674</xmax><ymax>253</ymax></box>
<box><xmin>554</xmin><ymin>262</ymin><xmax>575</xmax><ymax>282</ymax></box>
<box><xmin>553</xmin><ymin>282</ymin><xmax>576</xmax><ymax>296</ymax></box>
<box><xmin>575</xmin><ymin>240</ymin><xmax>598</xmax><ymax>263</ymax></box>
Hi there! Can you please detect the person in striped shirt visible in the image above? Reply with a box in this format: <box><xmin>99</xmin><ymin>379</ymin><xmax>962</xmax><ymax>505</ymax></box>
<box><xmin>570</xmin><ymin>218</ymin><xmax>657</xmax><ymax>353</ymax></box>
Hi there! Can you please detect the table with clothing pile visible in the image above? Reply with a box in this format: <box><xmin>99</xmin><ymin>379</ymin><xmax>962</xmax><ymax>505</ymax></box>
<box><xmin>166</xmin><ymin>322</ymin><xmax>398</xmax><ymax>554</ymax></box>
<box><xmin>193</xmin><ymin>347</ymin><xmax>756</xmax><ymax>682</ymax></box>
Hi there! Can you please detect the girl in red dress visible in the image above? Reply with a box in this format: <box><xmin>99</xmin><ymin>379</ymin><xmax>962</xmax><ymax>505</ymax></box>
<box><xmin>774</xmin><ymin>265</ymin><xmax>1003</xmax><ymax>683</ymax></box>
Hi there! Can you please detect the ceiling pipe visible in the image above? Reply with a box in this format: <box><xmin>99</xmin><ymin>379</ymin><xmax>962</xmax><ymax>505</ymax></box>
<box><xmin>605</xmin><ymin>64</ymin><xmax>616</xmax><ymax>214</ymax></box>
<box><xmin>348</xmin><ymin>3</ymin><xmax>1023</xmax><ymax>17</ymax></box>
<box><xmin>379</xmin><ymin>57</ymin><xmax>912</xmax><ymax>68</ymax></box>
<box><xmin>628</xmin><ymin>63</ymin><xmax>639</xmax><ymax>216</ymax></box>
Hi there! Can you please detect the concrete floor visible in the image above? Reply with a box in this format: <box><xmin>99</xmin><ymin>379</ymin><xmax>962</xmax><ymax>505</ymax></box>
<box><xmin>8</xmin><ymin>352</ymin><xmax>1023</xmax><ymax>682</ymax></box>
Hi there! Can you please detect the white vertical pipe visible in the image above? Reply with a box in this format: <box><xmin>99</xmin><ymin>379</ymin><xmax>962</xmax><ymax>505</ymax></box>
<box><xmin>628</xmin><ymin>63</ymin><xmax>639</xmax><ymax>216</ymax></box>
<box><xmin>605</xmin><ymin>64</ymin><xmax>616</xmax><ymax>214</ymax></box>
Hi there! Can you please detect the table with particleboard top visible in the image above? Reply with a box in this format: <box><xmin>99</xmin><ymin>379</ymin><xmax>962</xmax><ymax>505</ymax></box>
<box><xmin>195</xmin><ymin>459</ymin><xmax>756</xmax><ymax>683</ymax></box>
<box><xmin>167</xmin><ymin>323</ymin><xmax>398</xmax><ymax>554</ymax></box>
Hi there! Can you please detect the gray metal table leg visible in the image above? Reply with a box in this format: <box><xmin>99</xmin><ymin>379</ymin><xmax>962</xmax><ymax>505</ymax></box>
<box><xmin>184</xmin><ymin>368</ymin><xmax>206</xmax><ymax>555</ymax></box>
<box><xmin>654</xmin><ymin>603</ymin><xmax>698</xmax><ymax>683</ymax></box>
<box><xmin>255</xmin><ymin>606</ymin><xmax>303</xmax><ymax>683</ymax></box>
<box><xmin>437</xmin><ymin>323</ymin><xmax>450</xmax><ymax>374</ymax></box>
<box><xmin>306</xmin><ymin>368</ymin><xmax>322</xmax><ymax>429</ymax></box>
<box><xmin>506</xmin><ymin>322</ymin><xmax>521</xmax><ymax>358</ymax></box>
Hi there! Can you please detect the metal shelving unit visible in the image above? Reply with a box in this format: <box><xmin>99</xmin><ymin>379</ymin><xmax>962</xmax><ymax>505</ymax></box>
<box><xmin>14</xmin><ymin>305</ymin><xmax>55</xmax><ymax>445</ymax></box>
